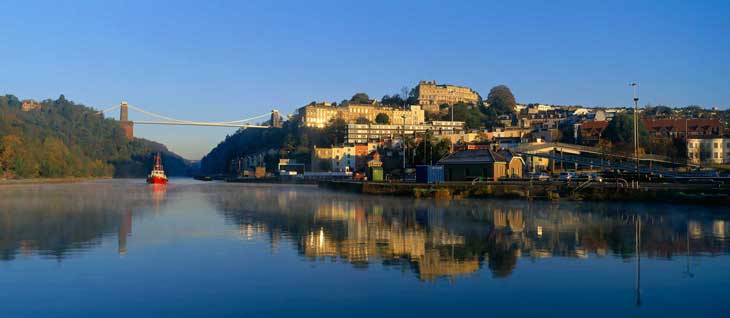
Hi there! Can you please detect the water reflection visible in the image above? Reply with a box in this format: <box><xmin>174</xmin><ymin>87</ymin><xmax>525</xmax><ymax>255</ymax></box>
<box><xmin>211</xmin><ymin>187</ymin><xmax>730</xmax><ymax>281</ymax></box>
<box><xmin>0</xmin><ymin>182</ymin><xmax>166</xmax><ymax>261</ymax></box>
<box><xmin>1</xmin><ymin>181</ymin><xmax>729</xmax><ymax>284</ymax></box>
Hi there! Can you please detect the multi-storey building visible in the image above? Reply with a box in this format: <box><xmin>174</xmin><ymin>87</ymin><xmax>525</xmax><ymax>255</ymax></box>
<box><xmin>345</xmin><ymin>121</ymin><xmax>465</xmax><ymax>144</ymax></box>
<box><xmin>297</xmin><ymin>102</ymin><xmax>425</xmax><ymax>128</ymax></box>
<box><xmin>311</xmin><ymin>144</ymin><xmax>357</xmax><ymax>172</ymax></box>
<box><xmin>642</xmin><ymin>118</ymin><xmax>724</xmax><ymax>140</ymax></box>
<box><xmin>414</xmin><ymin>80</ymin><xmax>480</xmax><ymax>113</ymax></box>
<box><xmin>578</xmin><ymin>121</ymin><xmax>609</xmax><ymax>145</ymax></box>
<box><xmin>687</xmin><ymin>137</ymin><xmax>730</xmax><ymax>164</ymax></box>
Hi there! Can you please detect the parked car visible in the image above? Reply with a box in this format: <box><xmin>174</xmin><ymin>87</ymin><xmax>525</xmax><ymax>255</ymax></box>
<box><xmin>558</xmin><ymin>172</ymin><xmax>576</xmax><ymax>181</ymax></box>
<box><xmin>589</xmin><ymin>173</ymin><xmax>604</xmax><ymax>182</ymax></box>
<box><xmin>527</xmin><ymin>172</ymin><xmax>550</xmax><ymax>181</ymax></box>
<box><xmin>574</xmin><ymin>173</ymin><xmax>603</xmax><ymax>182</ymax></box>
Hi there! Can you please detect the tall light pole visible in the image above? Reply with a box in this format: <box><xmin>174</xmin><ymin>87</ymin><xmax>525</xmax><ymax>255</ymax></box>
<box><xmin>631</xmin><ymin>82</ymin><xmax>640</xmax><ymax>181</ymax></box>
<box><xmin>402</xmin><ymin>114</ymin><xmax>407</xmax><ymax>174</ymax></box>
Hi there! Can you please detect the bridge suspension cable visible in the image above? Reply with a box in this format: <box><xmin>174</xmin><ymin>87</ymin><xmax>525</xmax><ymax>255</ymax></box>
<box><xmin>127</xmin><ymin>104</ymin><xmax>198</xmax><ymax>123</ymax></box>
<box><xmin>100</xmin><ymin>105</ymin><xmax>120</xmax><ymax>113</ymax></box>
<box><xmin>99</xmin><ymin>102</ymin><xmax>275</xmax><ymax>128</ymax></box>
<box><xmin>127</xmin><ymin>104</ymin><xmax>272</xmax><ymax>125</ymax></box>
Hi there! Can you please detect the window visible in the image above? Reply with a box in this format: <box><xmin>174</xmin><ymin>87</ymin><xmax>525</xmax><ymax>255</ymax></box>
<box><xmin>714</xmin><ymin>142</ymin><xmax>719</xmax><ymax>149</ymax></box>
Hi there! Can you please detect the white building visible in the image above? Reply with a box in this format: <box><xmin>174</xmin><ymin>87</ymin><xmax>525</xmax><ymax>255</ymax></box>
<box><xmin>345</xmin><ymin>121</ymin><xmax>465</xmax><ymax>144</ymax></box>
<box><xmin>687</xmin><ymin>137</ymin><xmax>730</xmax><ymax>164</ymax></box>
<box><xmin>332</xmin><ymin>144</ymin><xmax>356</xmax><ymax>172</ymax></box>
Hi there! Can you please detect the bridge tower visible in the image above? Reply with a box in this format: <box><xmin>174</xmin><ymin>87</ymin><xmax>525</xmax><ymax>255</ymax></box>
<box><xmin>270</xmin><ymin>109</ymin><xmax>282</xmax><ymax>128</ymax></box>
<box><xmin>119</xmin><ymin>101</ymin><xmax>134</xmax><ymax>139</ymax></box>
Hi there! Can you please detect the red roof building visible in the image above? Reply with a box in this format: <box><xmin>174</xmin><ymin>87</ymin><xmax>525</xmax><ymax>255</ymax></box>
<box><xmin>642</xmin><ymin>118</ymin><xmax>724</xmax><ymax>139</ymax></box>
<box><xmin>578</xmin><ymin>121</ymin><xmax>608</xmax><ymax>145</ymax></box>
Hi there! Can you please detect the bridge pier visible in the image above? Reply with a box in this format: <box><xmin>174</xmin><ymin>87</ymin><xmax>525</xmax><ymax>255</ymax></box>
<box><xmin>119</xmin><ymin>101</ymin><xmax>134</xmax><ymax>139</ymax></box>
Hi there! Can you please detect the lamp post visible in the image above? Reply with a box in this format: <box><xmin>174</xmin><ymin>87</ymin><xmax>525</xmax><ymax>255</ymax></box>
<box><xmin>631</xmin><ymin>82</ymin><xmax>640</xmax><ymax>185</ymax></box>
<box><xmin>402</xmin><ymin>114</ymin><xmax>407</xmax><ymax>175</ymax></box>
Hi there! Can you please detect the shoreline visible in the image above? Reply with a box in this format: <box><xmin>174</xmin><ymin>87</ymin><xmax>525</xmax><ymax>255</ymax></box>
<box><xmin>318</xmin><ymin>180</ymin><xmax>730</xmax><ymax>205</ymax></box>
<box><xmin>0</xmin><ymin>177</ymin><xmax>112</xmax><ymax>186</ymax></box>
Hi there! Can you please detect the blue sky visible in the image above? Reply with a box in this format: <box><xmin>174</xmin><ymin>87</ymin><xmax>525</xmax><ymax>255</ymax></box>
<box><xmin>1</xmin><ymin>0</ymin><xmax>729</xmax><ymax>159</ymax></box>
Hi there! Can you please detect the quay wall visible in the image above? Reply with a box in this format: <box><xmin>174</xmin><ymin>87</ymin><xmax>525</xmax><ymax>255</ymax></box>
<box><xmin>318</xmin><ymin>180</ymin><xmax>730</xmax><ymax>204</ymax></box>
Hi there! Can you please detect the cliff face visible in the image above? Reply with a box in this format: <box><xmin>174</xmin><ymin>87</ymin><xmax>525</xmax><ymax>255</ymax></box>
<box><xmin>0</xmin><ymin>94</ymin><xmax>191</xmax><ymax>178</ymax></box>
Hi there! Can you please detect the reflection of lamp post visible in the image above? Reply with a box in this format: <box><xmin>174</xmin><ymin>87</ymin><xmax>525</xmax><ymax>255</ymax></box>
<box><xmin>683</xmin><ymin>223</ymin><xmax>694</xmax><ymax>279</ymax></box>
<box><xmin>635</xmin><ymin>215</ymin><xmax>642</xmax><ymax>307</ymax></box>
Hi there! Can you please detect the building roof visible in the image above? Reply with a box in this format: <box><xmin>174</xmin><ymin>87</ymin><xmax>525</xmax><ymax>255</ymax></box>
<box><xmin>642</xmin><ymin>118</ymin><xmax>723</xmax><ymax>131</ymax></box>
<box><xmin>580</xmin><ymin>121</ymin><xmax>608</xmax><ymax>130</ymax></box>
<box><xmin>497</xmin><ymin>149</ymin><xmax>522</xmax><ymax>163</ymax></box>
<box><xmin>438</xmin><ymin>149</ymin><xmax>506</xmax><ymax>165</ymax></box>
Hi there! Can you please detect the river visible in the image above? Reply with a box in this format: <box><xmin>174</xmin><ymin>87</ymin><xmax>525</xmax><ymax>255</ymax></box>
<box><xmin>0</xmin><ymin>179</ymin><xmax>728</xmax><ymax>317</ymax></box>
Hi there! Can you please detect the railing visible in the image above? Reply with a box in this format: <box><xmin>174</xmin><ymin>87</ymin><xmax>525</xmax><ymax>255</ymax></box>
<box><xmin>518</xmin><ymin>151</ymin><xmax>680</xmax><ymax>177</ymax></box>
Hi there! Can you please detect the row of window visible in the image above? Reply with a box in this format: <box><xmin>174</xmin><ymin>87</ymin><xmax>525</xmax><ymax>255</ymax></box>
<box><xmin>688</xmin><ymin>152</ymin><xmax>730</xmax><ymax>159</ymax></box>
<box><xmin>688</xmin><ymin>142</ymin><xmax>730</xmax><ymax>148</ymax></box>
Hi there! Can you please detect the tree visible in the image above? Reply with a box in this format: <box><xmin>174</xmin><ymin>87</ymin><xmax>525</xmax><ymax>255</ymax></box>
<box><xmin>381</xmin><ymin>94</ymin><xmax>404</xmax><ymax>107</ymax></box>
<box><xmin>318</xmin><ymin>159</ymin><xmax>332</xmax><ymax>172</ymax></box>
<box><xmin>355</xmin><ymin>117</ymin><xmax>370</xmax><ymax>124</ymax></box>
<box><xmin>0</xmin><ymin>94</ymin><xmax>190</xmax><ymax>178</ymax></box>
<box><xmin>486</xmin><ymin>85</ymin><xmax>516</xmax><ymax>115</ymax></box>
<box><xmin>558</xmin><ymin>122</ymin><xmax>576</xmax><ymax>143</ymax></box>
<box><xmin>375</xmin><ymin>113</ymin><xmax>390</xmax><ymax>124</ymax></box>
<box><xmin>350</xmin><ymin>93</ymin><xmax>371</xmax><ymax>104</ymax></box>
<box><xmin>406</xmin><ymin>87</ymin><xmax>419</xmax><ymax>106</ymax></box>
<box><xmin>598</xmin><ymin>139</ymin><xmax>613</xmax><ymax>161</ymax></box>
<box><xmin>447</xmin><ymin>102</ymin><xmax>484</xmax><ymax>129</ymax></box>
<box><xmin>401</xmin><ymin>86</ymin><xmax>410</xmax><ymax>107</ymax></box>
<box><xmin>603</xmin><ymin>113</ymin><xmax>648</xmax><ymax>153</ymax></box>
<box><xmin>323</xmin><ymin>118</ymin><xmax>347</xmax><ymax>144</ymax></box>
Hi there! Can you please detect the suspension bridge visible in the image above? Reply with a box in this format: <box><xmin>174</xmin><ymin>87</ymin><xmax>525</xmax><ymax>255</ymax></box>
<box><xmin>100</xmin><ymin>101</ymin><xmax>280</xmax><ymax>139</ymax></box>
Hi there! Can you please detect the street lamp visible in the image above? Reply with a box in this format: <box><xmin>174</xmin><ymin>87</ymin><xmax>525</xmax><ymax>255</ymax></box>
<box><xmin>401</xmin><ymin>114</ymin><xmax>407</xmax><ymax>175</ymax></box>
<box><xmin>631</xmin><ymin>82</ymin><xmax>640</xmax><ymax>184</ymax></box>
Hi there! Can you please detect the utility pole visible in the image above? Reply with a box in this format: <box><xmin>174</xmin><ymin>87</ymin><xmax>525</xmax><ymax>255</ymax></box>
<box><xmin>631</xmin><ymin>82</ymin><xmax>640</xmax><ymax>186</ymax></box>
<box><xmin>402</xmin><ymin>114</ymin><xmax>407</xmax><ymax>175</ymax></box>
<box><xmin>685</xmin><ymin>118</ymin><xmax>689</xmax><ymax>168</ymax></box>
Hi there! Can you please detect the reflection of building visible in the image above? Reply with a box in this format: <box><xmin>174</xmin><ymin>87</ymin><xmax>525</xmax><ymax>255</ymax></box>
<box><xmin>712</xmin><ymin>220</ymin><xmax>727</xmax><ymax>239</ymax></box>
<box><xmin>239</xmin><ymin>223</ymin><xmax>268</xmax><ymax>240</ymax></box>
<box><xmin>118</xmin><ymin>210</ymin><xmax>132</xmax><ymax>255</ymax></box>
<box><xmin>418</xmin><ymin>250</ymin><xmax>479</xmax><ymax>281</ymax></box>
<box><xmin>213</xmin><ymin>188</ymin><xmax>730</xmax><ymax>282</ymax></box>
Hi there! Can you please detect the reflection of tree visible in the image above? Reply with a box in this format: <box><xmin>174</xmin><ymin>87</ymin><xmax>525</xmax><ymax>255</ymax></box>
<box><xmin>210</xmin><ymin>187</ymin><xmax>730</xmax><ymax>281</ymax></box>
<box><xmin>0</xmin><ymin>183</ymin><xmax>164</xmax><ymax>261</ymax></box>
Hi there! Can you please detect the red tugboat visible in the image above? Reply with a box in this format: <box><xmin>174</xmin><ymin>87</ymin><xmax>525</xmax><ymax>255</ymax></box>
<box><xmin>147</xmin><ymin>153</ymin><xmax>168</xmax><ymax>184</ymax></box>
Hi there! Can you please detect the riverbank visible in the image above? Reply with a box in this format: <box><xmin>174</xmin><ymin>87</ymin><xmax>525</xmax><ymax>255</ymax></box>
<box><xmin>319</xmin><ymin>180</ymin><xmax>730</xmax><ymax>204</ymax></box>
<box><xmin>0</xmin><ymin>177</ymin><xmax>112</xmax><ymax>186</ymax></box>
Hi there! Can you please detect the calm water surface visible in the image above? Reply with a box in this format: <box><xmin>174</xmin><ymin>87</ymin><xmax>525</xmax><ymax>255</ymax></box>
<box><xmin>1</xmin><ymin>179</ymin><xmax>729</xmax><ymax>317</ymax></box>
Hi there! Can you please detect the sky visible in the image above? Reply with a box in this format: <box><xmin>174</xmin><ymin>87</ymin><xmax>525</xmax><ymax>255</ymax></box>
<box><xmin>1</xmin><ymin>0</ymin><xmax>729</xmax><ymax>159</ymax></box>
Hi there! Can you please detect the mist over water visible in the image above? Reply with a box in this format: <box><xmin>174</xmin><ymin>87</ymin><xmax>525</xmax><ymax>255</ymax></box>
<box><xmin>1</xmin><ymin>180</ymin><xmax>729</xmax><ymax>317</ymax></box>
